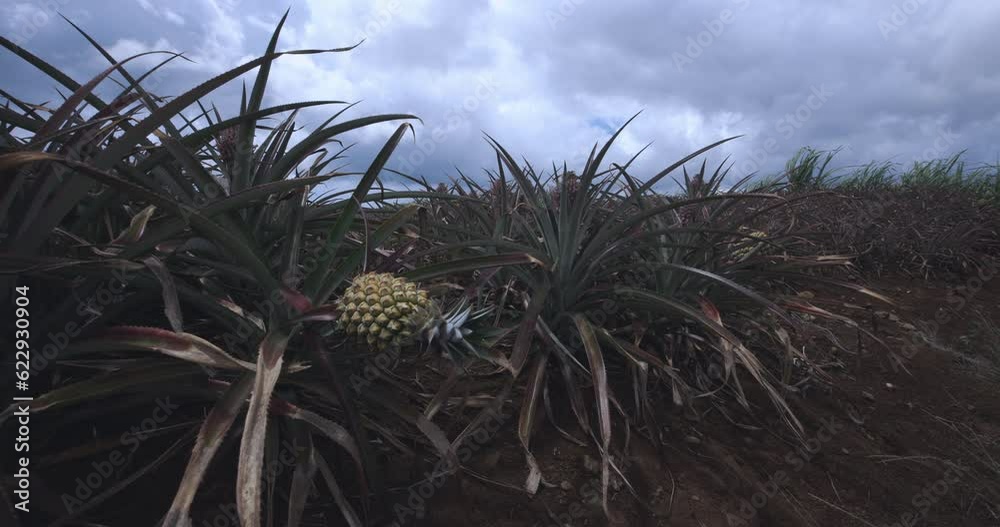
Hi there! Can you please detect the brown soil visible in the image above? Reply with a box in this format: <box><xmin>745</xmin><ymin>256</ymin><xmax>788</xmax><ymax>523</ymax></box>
<box><xmin>396</xmin><ymin>273</ymin><xmax>1000</xmax><ymax>527</ymax></box>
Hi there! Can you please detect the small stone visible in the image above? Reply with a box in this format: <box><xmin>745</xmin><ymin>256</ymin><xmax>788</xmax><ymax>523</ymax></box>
<box><xmin>862</xmin><ymin>391</ymin><xmax>875</xmax><ymax>401</ymax></box>
<box><xmin>797</xmin><ymin>291</ymin><xmax>815</xmax><ymax>299</ymax></box>
<box><xmin>841</xmin><ymin>448</ymin><xmax>850</xmax><ymax>455</ymax></box>
<box><xmin>684</xmin><ymin>435</ymin><xmax>701</xmax><ymax>445</ymax></box>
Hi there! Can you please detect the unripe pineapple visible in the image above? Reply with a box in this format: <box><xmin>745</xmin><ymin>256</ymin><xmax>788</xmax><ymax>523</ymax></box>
<box><xmin>732</xmin><ymin>230</ymin><xmax>768</xmax><ymax>261</ymax></box>
<box><xmin>335</xmin><ymin>272</ymin><xmax>431</xmax><ymax>350</ymax></box>
<box><xmin>550</xmin><ymin>170</ymin><xmax>579</xmax><ymax>210</ymax></box>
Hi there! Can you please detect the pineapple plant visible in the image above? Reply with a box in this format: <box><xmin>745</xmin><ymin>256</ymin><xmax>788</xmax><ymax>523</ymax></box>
<box><xmin>0</xmin><ymin>15</ymin><xmax>533</xmax><ymax>527</ymax></box>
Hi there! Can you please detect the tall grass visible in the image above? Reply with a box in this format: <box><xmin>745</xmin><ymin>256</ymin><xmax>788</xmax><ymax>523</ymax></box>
<box><xmin>772</xmin><ymin>147</ymin><xmax>1000</xmax><ymax>205</ymax></box>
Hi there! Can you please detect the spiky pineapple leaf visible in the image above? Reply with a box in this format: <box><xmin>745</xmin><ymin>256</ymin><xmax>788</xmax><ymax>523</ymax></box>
<box><xmin>518</xmin><ymin>352</ymin><xmax>548</xmax><ymax>495</ymax></box>
<box><xmin>286</xmin><ymin>434</ymin><xmax>318</xmax><ymax>527</ymax></box>
<box><xmin>315</xmin><ymin>452</ymin><xmax>363</xmax><ymax>527</ymax></box>
<box><xmin>572</xmin><ymin>314</ymin><xmax>612</xmax><ymax>516</ymax></box>
<box><xmin>402</xmin><ymin>253</ymin><xmax>544</xmax><ymax>283</ymax></box>
<box><xmin>237</xmin><ymin>330</ymin><xmax>290</xmax><ymax>527</ymax></box>
<box><xmin>317</xmin><ymin>203</ymin><xmax>424</xmax><ymax>302</ymax></box>
<box><xmin>162</xmin><ymin>375</ymin><xmax>254</xmax><ymax>527</ymax></box>
<box><xmin>68</xmin><ymin>326</ymin><xmax>254</xmax><ymax>370</ymax></box>
<box><xmin>271</xmin><ymin>399</ymin><xmax>368</xmax><ymax>504</ymax></box>
<box><xmin>0</xmin><ymin>361</ymin><xmax>198</xmax><ymax>419</ymax></box>
<box><xmin>304</xmin><ymin>122</ymin><xmax>413</xmax><ymax>302</ymax></box>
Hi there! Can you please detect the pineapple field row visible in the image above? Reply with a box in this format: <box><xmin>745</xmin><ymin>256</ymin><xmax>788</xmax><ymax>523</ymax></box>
<box><xmin>1</xmin><ymin>14</ymin><xmax>998</xmax><ymax>527</ymax></box>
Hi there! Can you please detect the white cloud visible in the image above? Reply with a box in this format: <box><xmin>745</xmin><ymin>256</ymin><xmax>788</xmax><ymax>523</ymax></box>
<box><xmin>6</xmin><ymin>0</ymin><xmax>998</xmax><ymax>188</ymax></box>
<box><xmin>163</xmin><ymin>9</ymin><xmax>186</xmax><ymax>25</ymax></box>
<box><xmin>136</xmin><ymin>0</ymin><xmax>186</xmax><ymax>25</ymax></box>
<box><xmin>105</xmin><ymin>37</ymin><xmax>176</xmax><ymax>68</ymax></box>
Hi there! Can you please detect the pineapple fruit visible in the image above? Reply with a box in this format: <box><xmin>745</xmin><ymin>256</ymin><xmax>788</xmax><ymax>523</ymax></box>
<box><xmin>732</xmin><ymin>230</ymin><xmax>768</xmax><ymax>261</ymax></box>
<box><xmin>335</xmin><ymin>272</ymin><xmax>499</xmax><ymax>360</ymax></box>
<box><xmin>335</xmin><ymin>272</ymin><xmax>431</xmax><ymax>350</ymax></box>
<box><xmin>550</xmin><ymin>170</ymin><xmax>579</xmax><ymax>210</ymax></box>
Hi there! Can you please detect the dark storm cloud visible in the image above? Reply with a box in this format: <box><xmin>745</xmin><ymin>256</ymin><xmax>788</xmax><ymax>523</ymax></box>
<box><xmin>2</xmin><ymin>0</ymin><xmax>997</xmax><ymax>191</ymax></box>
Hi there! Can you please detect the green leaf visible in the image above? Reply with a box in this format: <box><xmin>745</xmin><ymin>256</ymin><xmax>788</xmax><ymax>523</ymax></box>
<box><xmin>237</xmin><ymin>330</ymin><xmax>290</xmax><ymax>527</ymax></box>
<box><xmin>268</xmin><ymin>114</ymin><xmax>418</xmax><ymax>187</ymax></box>
<box><xmin>0</xmin><ymin>34</ymin><xmax>108</xmax><ymax>111</ymax></box>
<box><xmin>571</xmin><ymin>314</ymin><xmax>611</xmax><ymax>516</ymax></box>
<box><xmin>509</xmin><ymin>283</ymin><xmax>551</xmax><ymax>375</ymax></box>
<box><xmin>68</xmin><ymin>326</ymin><xmax>255</xmax><ymax>370</ymax></box>
<box><xmin>0</xmin><ymin>362</ymin><xmax>198</xmax><ymax>419</ymax></box>
<box><xmin>233</xmin><ymin>8</ymin><xmax>289</xmax><ymax>193</ymax></box>
<box><xmin>286</xmin><ymin>436</ymin><xmax>319</xmax><ymax>527</ymax></box>
<box><xmin>402</xmin><ymin>253</ymin><xmax>543</xmax><ymax>283</ymax></box>
<box><xmin>25</xmin><ymin>46</ymin><xmax>360</xmax><ymax>251</ymax></box>
<box><xmin>303</xmin><ymin>123</ymin><xmax>412</xmax><ymax>302</ymax></box>
<box><xmin>0</xmin><ymin>152</ymin><xmax>299</xmax><ymax>311</ymax></box>
<box><xmin>162</xmin><ymin>375</ymin><xmax>254</xmax><ymax>527</ymax></box>
<box><xmin>317</xmin><ymin>203</ymin><xmax>423</xmax><ymax>301</ymax></box>
<box><xmin>272</xmin><ymin>398</ymin><xmax>368</xmax><ymax>504</ymax></box>
<box><xmin>315</xmin><ymin>452</ymin><xmax>364</xmax><ymax>527</ymax></box>
<box><xmin>517</xmin><ymin>352</ymin><xmax>548</xmax><ymax>494</ymax></box>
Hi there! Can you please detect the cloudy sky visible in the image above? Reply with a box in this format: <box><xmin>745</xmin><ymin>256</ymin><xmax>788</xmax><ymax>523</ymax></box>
<box><xmin>3</xmin><ymin>0</ymin><xmax>998</xmax><ymax>191</ymax></box>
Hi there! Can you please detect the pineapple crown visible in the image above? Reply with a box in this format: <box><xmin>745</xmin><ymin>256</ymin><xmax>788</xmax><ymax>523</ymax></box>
<box><xmin>419</xmin><ymin>297</ymin><xmax>493</xmax><ymax>358</ymax></box>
